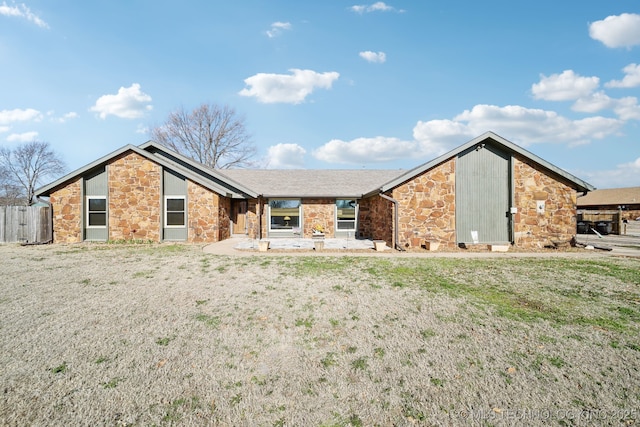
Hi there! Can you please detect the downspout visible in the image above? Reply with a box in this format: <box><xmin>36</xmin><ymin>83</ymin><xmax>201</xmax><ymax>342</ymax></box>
<box><xmin>379</xmin><ymin>193</ymin><xmax>405</xmax><ymax>251</ymax></box>
<box><xmin>258</xmin><ymin>195</ymin><xmax>263</xmax><ymax>240</ymax></box>
<box><xmin>575</xmin><ymin>189</ymin><xmax>590</xmax><ymax>236</ymax></box>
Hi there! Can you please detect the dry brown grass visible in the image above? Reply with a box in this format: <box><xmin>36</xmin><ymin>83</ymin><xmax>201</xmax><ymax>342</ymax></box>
<box><xmin>1</xmin><ymin>243</ymin><xmax>639</xmax><ymax>426</ymax></box>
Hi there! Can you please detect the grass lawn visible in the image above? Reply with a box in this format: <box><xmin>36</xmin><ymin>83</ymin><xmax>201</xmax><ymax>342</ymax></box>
<box><xmin>1</xmin><ymin>244</ymin><xmax>639</xmax><ymax>426</ymax></box>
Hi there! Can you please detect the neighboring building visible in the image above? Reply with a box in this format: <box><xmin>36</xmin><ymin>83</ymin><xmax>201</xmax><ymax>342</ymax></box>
<box><xmin>577</xmin><ymin>187</ymin><xmax>640</xmax><ymax>221</ymax></box>
<box><xmin>35</xmin><ymin>132</ymin><xmax>594</xmax><ymax>249</ymax></box>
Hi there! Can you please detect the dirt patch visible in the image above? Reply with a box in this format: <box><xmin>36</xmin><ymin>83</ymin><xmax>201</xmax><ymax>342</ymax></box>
<box><xmin>1</xmin><ymin>244</ymin><xmax>639</xmax><ymax>425</ymax></box>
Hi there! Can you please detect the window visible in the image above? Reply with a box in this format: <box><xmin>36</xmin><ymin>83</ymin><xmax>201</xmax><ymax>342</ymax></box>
<box><xmin>269</xmin><ymin>199</ymin><xmax>300</xmax><ymax>230</ymax></box>
<box><xmin>336</xmin><ymin>199</ymin><xmax>357</xmax><ymax>231</ymax></box>
<box><xmin>87</xmin><ymin>197</ymin><xmax>107</xmax><ymax>227</ymax></box>
<box><xmin>165</xmin><ymin>197</ymin><xmax>186</xmax><ymax>227</ymax></box>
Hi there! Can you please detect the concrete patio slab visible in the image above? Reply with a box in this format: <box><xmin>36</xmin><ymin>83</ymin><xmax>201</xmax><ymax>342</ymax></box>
<box><xmin>233</xmin><ymin>237</ymin><xmax>377</xmax><ymax>251</ymax></box>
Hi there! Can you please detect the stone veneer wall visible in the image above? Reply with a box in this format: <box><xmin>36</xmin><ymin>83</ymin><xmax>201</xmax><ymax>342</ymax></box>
<box><xmin>359</xmin><ymin>195</ymin><xmax>393</xmax><ymax>245</ymax></box>
<box><xmin>513</xmin><ymin>156</ymin><xmax>577</xmax><ymax>248</ymax></box>
<box><xmin>246</xmin><ymin>199</ymin><xmax>260</xmax><ymax>239</ymax></box>
<box><xmin>50</xmin><ymin>177</ymin><xmax>82</xmax><ymax>243</ymax></box>
<box><xmin>187</xmin><ymin>180</ymin><xmax>221</xmax><ymax>243</ymax></box>
<box><xmin>391</xmin><ymin>159</ymin><xmax>456</xmax><ymax>249</ymax></box>
<box><xmin>302</xmin><ymin>199</ymin><xmax>334</xmax><ymax>237</ymax></box>
<box><xmin>108</xmin><ymin>152</ymin><xmax>162</xmax><ymax>241</ymax></box>
<box><xmin>218</xmin><ymin>196</ymin><xmax>231</xmax><ymax>241</ymax></box>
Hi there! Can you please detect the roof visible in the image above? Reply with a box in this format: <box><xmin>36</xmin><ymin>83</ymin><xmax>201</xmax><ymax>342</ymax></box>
<box><xmin>577</xmin><ymin>186</ymin><xmax>640</xmax><ymax>207</ymax></box>
<box><xmin>34</xmin><ymin>144</ymin><xmax>253</xmax><ymax>198</ymax></box>
<box><xmin>138</xmin><ymin>141</ymin><xmax>257</xmax><ymax>197</ymax></box>
<box><xmin>372</xmin><ymin>131</ymin><xmax>595</xmax><ymax>195</ymax></box>
<box><xmin>35</xmin><ymin>132</ymin><xmax>595</xmax><ymax>201</ymax></box>
<box><xmin>217</xmin><ymin>169</ymin><xmax>404</xmax><ymax>198</ymax></box>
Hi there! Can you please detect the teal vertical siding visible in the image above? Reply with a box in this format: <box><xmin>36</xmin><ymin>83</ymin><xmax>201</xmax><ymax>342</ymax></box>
<box><xmin>455</xmin><ymin>143</ymin><xmax>510</xmax><ymax>244</ymax></box>
<box><xmin>84</xmin><ymin>167</ymin><xmax>108</xmax><ymax>241</ymax></box>
<box><xmin>163</xmin><ymin>170</ymin><xmax>188</xmax><ymax>241</ymax></box>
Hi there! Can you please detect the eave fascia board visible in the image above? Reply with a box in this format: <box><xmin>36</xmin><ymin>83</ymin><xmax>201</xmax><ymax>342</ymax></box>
<box><xmin>378</xmin><ymin>131</ymin><xmax>595</xmax><ymax>193</ymax></box>
<box><xmin>34</xmin><ymin>144</ymin><xmax>248</xmax><ymax>199</ymax></box>
<box><xmin>139</xmin><ymin>140</ymin><xmax>258</xmax><ymax>198</ymax></box>
<box><xmin>34</xmin><ymin>144</ymin><xmax>139</xmax><ymax>196</ymax></box>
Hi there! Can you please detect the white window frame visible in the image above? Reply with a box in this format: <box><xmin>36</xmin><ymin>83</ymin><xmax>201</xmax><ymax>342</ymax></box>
<box><xmin>86</xmin><ymin>196</ymin><xmax>107</xmax><ymax>228</ymax></box>
<box><xmin>268</xmin><ymin>198</ymin><xmax>302</xmax><ymax>233</ymax></box>
<box><xmin>164</xmin><ymin>196</ymin><xmax>186</xmax><ymax>228</ymax></box>
<box><xmin>336</xmin><ymin>199</ymin><xmax>358</xmax><ymax>232</ymax></box>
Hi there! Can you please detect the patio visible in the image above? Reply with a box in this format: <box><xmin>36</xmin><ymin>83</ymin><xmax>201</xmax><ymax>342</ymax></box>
<box><xmin>234</xmin><ymin>237</ymin><xmax>381</xmax><ymax>251</ymax></box>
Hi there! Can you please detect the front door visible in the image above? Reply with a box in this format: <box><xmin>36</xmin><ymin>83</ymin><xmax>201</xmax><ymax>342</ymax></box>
<box><xmin>232</xmin><ymin>200</ymin><xmax>247</xmax><ymax>235</ymax></box>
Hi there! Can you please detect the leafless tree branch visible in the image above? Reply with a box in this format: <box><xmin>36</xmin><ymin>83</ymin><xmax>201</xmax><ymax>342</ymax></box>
<box><xmin>0</xmin><ymin>141</ymin><xmax>66</xmax><ymax>205</ymax></box>
<box><xmin>150</xmin><ymin>103</ymin><xmax>256</xmax><ymax>169</ymax></box>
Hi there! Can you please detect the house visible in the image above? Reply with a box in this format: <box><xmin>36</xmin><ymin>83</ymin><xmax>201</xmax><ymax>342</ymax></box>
<box><xmin>577</xmin><ymin>187</ymin><xmax>640</xmax><ymax>221</ymax></box>
<box><xmin>35</xmin><ymin>132</ymin><xmax>594</xmax><ymax>249</ymax></box>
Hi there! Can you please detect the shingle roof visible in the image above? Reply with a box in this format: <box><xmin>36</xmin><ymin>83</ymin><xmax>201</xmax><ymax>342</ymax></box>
<box><xmin>577</xmin><ymin>186</ymin><xmax>640</xmax><ymax>207</ymax></box>
<box><xmin>217</xmin><ymin>169</ymin><xmax>405</xmax><ymax>198</ymax></box>
<box><xmin>374</xmin><ymin>131</ymin><xmax>595</xmax><ymax>194</ymax></box>
<box><xmin>34</xmin><ymin>144</ymin><xmax>252</xmax><ymax>198</ymax></box>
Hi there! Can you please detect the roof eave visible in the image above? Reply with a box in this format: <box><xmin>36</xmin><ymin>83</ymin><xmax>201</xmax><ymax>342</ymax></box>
<box><xmin>139</xmin><ymin>141</ymin><xmax>258</xmax><ymax>198</ymax></box>
<box><xmin>34</xmin><ymin>144</ymin><xmax>251</xmax><ymax>199</ymax></box>
<box><xmin>379</xmin><ymin>131</ymin><xmax>596</xmax><ymax>193</ymax></box>
<box><xmin>34</xmin><ymin>144</ymin><xmax>139</xmax><ymax>197</ymax></box>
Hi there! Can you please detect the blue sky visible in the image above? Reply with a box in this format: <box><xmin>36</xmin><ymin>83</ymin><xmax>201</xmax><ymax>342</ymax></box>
<box><xmin>1</xmin><ymin>1</ymin><xmax>640</xmax><ymax>189</ymax></box>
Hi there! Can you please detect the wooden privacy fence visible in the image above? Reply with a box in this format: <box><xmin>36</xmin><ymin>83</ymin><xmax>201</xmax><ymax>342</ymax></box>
<box><xmin>0</xmin><ymin>205</ymin><xmax>52</xmax><ymax>244</ymax></box>
<box><xmin>577</xmin><ymin>210</ymin><xmax>622</xmax><ymax>235</ymax></box>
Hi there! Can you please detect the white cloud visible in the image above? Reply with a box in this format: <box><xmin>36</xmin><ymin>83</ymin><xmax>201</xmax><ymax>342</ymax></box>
<box><xmin>313</xmin><ymin>103</ymin><xmax>626</xmax><ymax>165</ymax></box>
<box><xmin>572</xmin><ymin>93</ymin><xmax>640</xmax><ymax>120</ymax></box>
<box><xmin>266</xmin><ymin>143</ymin><xmax>306</xmax><ymax>169</ymax></box>
<box><xmin>589</xmin><ymin>13</ymin><xmax>640</xmax><ymax>48</ymax></box>
<box><xmin>571</xmin><ymin>91</ymin><xmax>614</xmax><ymax>113</ymax></box>
<box><xmin>266</xmin><ymin>21</ymin><xmax>291</xmax><ymax>38</ymax></box>
<box><xmin>452</xmin><ymin>104</ymin><xmax>622</xmax><ymax>146</ymax></box>
<box><xmin>0</xmin><ymin>108</ymin><xmax>42</xmax><ymax>125</ymax></box>
<box><xmin>359</xmin><ymin>51</ymin><xmax>386</xmax><ymax>63</ymax></box>
<box><xmin>613</xmin><ymin>97</ymin><xmax>640</xmax><ymax>121</ymax></box>
<box><xmin>0</xmin><ymin>126</ymin><xmax>8</xmax><ymax>133</ymax></box>
<box><xmin>239</xmin><ymin>69</ymin><xmax>340</xmax><ymax>104</ymax></box>
<box><xmin>7</xmin><ymin>131</ymin><xmax>38</xmax><ymax>142</ymax></box>
<box><xmin>531</xmin><ymin>70</ymin><xmax>599</xmax><ymax>101</ymax></box>
<box><xmin>89</xmin><ymin>83</ymin><xmax>153</xmax><ymax>119</ymax></box>
<box><xmin>606</xmin><ymin>63</ymin><xmax>640</xmax><ymax>88</ymax></box>
<box><xmin>0</xmin><ymin>2</ymin><xmax>49</xmax><ymax>28</ymax></box>
<box><xmin>578</xmin><ymin>157</ymin><xmax>640</xmax><ymax>188</ymax></box>
<box><xmin>49</xmin><ymin>111</ymin><xmax>78</xmax><ymax>123</ymax></box>
<box><xmin>313</xmin><ymin>136</ymin><xmax>417</xmax><ymax>164</ymax></box>
<box><xmin>350</xmin><ymin>2</ymin><xmax>402</xmax><ymax>13</ymax></box>
<box><xmin>413</xmin><ymin>119</ymin><xmax>474</xmax><ymax>155</ymax></box>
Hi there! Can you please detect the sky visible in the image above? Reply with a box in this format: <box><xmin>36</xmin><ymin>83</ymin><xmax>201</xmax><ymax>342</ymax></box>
<box><xmin>1</xmin><ymin>1</ymin><xmax>640</xmax><ymax>190</ymax></box>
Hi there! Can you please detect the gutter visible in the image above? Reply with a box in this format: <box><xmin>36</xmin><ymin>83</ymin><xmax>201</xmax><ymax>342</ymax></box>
<box><xmin>378</xmin><ymin>193</ymin><xmax>405</xmax><ymax>251</ymax></box>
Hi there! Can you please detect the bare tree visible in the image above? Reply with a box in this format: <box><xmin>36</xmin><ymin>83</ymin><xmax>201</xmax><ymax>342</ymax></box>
<box><xmin>0</xmin><ymin>141</ymin><xmax>66</xmax><ymax>205</ymax></box>
<box><xmin>150</xmin><ymin>103</ymin><xmax>256</xmax><ymax>169</ymax></box>
<box><xmin>0</xmin><ymin>165</ymin><xmax>22</xmax><ymax>205</ymax></box>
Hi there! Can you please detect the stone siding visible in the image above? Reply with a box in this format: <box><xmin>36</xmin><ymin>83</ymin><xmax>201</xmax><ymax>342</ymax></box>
<box><xmin>108</xmin><ymin>153</ymin><xmax>162</xmax><ymax>241</ymax></box>
<box><xmin>513</xmin><ymin>156</ymin><xmax>577</xmax><ymax>248</ymax></box>
<box><xmin>187</xmin><ymin>180</ymin><xmax>222</xmax><ymax>243</ymax></box>
<box><xmin>359</xmin><ymin>195</ymin><xmax>393</xmax><ymax>244</ymax></box>
<box><xmin>218</xmin><ymin>196</ymin><xmax>231</xmax><ymax>241</ymax></box>
<box><xmin>246</xmin><ymin>199</ymin><xmax>261</xmax><ymax>239</ymax></box>
<box><xmin>392</xmin><ymin>159</ymin><xmax>456</xmax><ymax>249</ymax></box>
<box><xmin>302</xmin><ymin>199</ymin><xmax>335</xmax><ymax>237</ymax></box>
<box><xmin>50</xmin><ymin>177</ymin><xmax>82</xmax><ymax>243</ymax></box>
